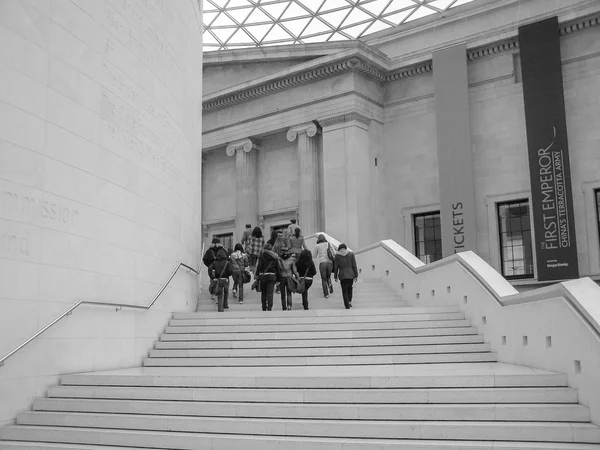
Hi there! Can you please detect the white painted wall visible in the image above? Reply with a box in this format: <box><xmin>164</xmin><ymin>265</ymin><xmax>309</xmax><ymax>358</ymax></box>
<box><xmin>0</xmin><ymin>0</ymin><xmax>203</xmax><ymax>426</ymax></box>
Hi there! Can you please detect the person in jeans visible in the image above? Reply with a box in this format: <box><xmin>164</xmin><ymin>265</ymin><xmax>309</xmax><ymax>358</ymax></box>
<box><xmin>312</xmin><ymin>234</ymin><xmax>335</xmax><ymax>298</ymax></box>
<box><xmin>295</xmin><ymin>249</ymin><xmax>317</xmax><ymax>310</ymax></box>
<box><xmin>333</xmin><ymin>243</ymin><xmax>358</xmax><ymax>309</ymax></box>
<box><xmin>240</xmin><ymin>223</ymin><xmax>252</xmax><ymax>248</ymax></box>
<box><xmin>255</xmin><ymin>243</ymin><xmax>280</xmax><ymax>311</ymax></box>
<box><xmin>246</xmin><ymin>226</ymin><xmax>264</xmax><ymax>272</ymax></box>
<box><xmin>208</xmin><ymin>248</ymin><xmax>233</xmax><ymax>312</ymax></box>
<box><xmin>289</xmin><ymin>227</ymin><xmax>308</xmax><ymax>260</ymax></box>
<box><xmin>230</xmin><ymin>243</ymin><xmax>249</xmax><ymax>304</ymax></box>
<box><xmin>278</xmin><ymin>246</ymin><xmax>298</xmax><ymax>310</ymax></box>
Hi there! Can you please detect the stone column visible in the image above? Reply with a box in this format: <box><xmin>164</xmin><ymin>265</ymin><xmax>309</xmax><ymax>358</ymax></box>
<box><xmin>287</xmin><ymin>122</ymin><xmax>320</xmax><ymax>236</ymax></box>
<box><xmin>319</xmin><ymin>112</ymin><xmax>372</xmax><ymax>249</ymax></box>
<box><xmin>226</xmin><ymin>139</ymin><xmax>259</xmax><ymax>243</ymax></box>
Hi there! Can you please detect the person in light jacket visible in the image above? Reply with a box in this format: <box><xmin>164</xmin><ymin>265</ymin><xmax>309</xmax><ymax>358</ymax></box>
<box><xmin>333</xmin><ymin>243</ymin><xmax>358</xmax><ymax>309</ymax></box>
<box><xmin>312</xmin><ymin>234</ymin><xmax>335</xmax><ymax>298</ymax></box>
<box><xmin>295</xmin><ymin>249</ymin><xmax>317</xmax><ymax>310</ymax></box>
<box><xmin>289</xmin><ymin>227</ymin><xmax>308</xmax><ymax>260</ymax></box>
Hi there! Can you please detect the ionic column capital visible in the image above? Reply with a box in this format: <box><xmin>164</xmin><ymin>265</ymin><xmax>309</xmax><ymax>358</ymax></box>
<box><xmin>226</xmin><ymin>138</ymin><xmax>259</xmax><ymax>156</ymax></box>
<box><xmin>287</xmin><ymin>122</ymin><xmax>318</xmax><ymax>142</ymax></box>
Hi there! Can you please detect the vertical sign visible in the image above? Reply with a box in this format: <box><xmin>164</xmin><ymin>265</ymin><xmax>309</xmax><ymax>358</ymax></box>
<box><xmin>519</xmin><ymin>17</ymin><xmax>579</xmax><ymax>281</ymax></box>
<box><xmin>433</xmin><ymin>44</ymin><xmax>478</xmax><ymax>257</ymax></box>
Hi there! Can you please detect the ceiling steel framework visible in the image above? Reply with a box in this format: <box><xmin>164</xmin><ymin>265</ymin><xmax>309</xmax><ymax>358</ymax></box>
<box><xmin>202</xmin><ymin>0</ymin><xmax>477</xmax><ymax>51</ymax></box>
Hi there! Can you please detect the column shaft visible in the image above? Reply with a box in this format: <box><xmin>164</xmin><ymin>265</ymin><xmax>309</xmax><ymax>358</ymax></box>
<box><xmin>235</xmin><ymin>148</ymin><xmax>258</xmax><ymax>243</ymax></box>
<box><xmin>297</xmin><ymin>132</ymin><xmax>320</xmax><ymax>235</ymax></box>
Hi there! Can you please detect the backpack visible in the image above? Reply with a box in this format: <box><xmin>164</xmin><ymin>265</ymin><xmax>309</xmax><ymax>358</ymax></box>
<box><xmin>202</xmin><ymin>248</ymin><xmax>215</xmax><ymax>268</ymax></box>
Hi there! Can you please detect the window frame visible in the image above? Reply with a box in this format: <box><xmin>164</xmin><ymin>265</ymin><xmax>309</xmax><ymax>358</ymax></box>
<box><xmin>496</xmin><ymin>198</ymin><xmax>534</xmax><ymax>280</ymax></box>
<box><xmin>213</xmin><ymin>232</ymin><xmax>234</xmax><ymax>255</ymax></box>
<box><xmin>412</xmin><ymin>210</ymin><xmax>442</xmax><ymax>264</ymax></box>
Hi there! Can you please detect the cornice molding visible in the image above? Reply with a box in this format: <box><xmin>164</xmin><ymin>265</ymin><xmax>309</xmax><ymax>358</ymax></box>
<box><xmin>203</xmin><ymin>12</ymin><xmax>600</xmax><ymax>115</ymax></box>
<box><xmin>319</xmin><ymin>112</ymin><xmax>372</xmax><ymax>128</ymax></box>
<box><xmin>225</xmin><ymin>138</ymin><xmax>258</xmax><ymax>156</ymax></box>
<box><xmin>287</xmin><ymin>122</ymin><xmax>318</xmax><ymax>142</ymax></box>
<box><xmin>204</xmin><ymin>58</ymin><xmax>376</xmax><ymax>114</ymax></box>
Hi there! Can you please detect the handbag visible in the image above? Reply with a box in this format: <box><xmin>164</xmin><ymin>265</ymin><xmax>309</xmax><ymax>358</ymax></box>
<box><xmin>295</xmin><ymin>266</ymin><xmax>311</xmax><ymax>294</ymax></box>
<box><xmin>210</xmin><ymin>262</ymin><xmax>228</xmax><ymax>296</ymax></box>
<box><xmin>326</xmin><ymin>244</ymin><xmax>335</xmax><ymax>262</ymax></box>
<box><xmin>242</xmin><ymin>270</ymin><xmax>251</xmax><ymax>284</ymax></box>
<box><xmin>252</xmin><ymin>261</ymin><xmax>274</xmax><ymax>293</ymax></box>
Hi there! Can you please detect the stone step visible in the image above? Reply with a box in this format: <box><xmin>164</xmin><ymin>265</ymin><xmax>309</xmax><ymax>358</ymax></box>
<box><xmin>169</xmin><ymin>310</ymin><xmax>463</xmax><ymax>326</ymax></box>
<box><xmin>31</xmin><ymin>398</ymin><xmax>591</xmax><ymax>422</ymax></box>
<box><xmin>4</xmin><ymin>428</ymin><xmax>600</xmax><ymax>450</ymax></box>
<box><xmin>155</xmin><ymin>333</ymin><xmax>484</xmax><ymax>349</ymax></box>
<box><xmin>174</xmin><ymin>306</ymin><xmax>459</xmax><ymax>319</ymax></box>
<box><xmin>159</xmin><ymin>326</ymin><xmax>479</xmax><ymax>341</ymax></box>
<box><xmin>148</xmin><ymin>343</ymin><xmax>492</xmax><ymax>358</ymax></box>
<box><xmin>142</xmin><ymin>352</ymin><xmax>497</xmax><ymax>366</ymax></box>
<box><xmin>11</xmin><ymin>413</ymin><xmax>600</xmax><ymax>443</ymax></box>
<box><xmin>47</xmin><ymin>385</ymin><xmax>580</xmax><ymax>404</ymax></box>
<box><xmin>163</xmin><ymin>318</ymin><xmax>472</xmax><ymax>334</ymax></box>
<box><xmin>59</xmin><ymin>368</ymin><xmax>567</xmax><ymax>389</ymax></box>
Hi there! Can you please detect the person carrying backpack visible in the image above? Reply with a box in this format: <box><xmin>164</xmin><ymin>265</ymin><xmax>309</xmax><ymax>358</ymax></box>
<box><xmin>203</xmin><ymin>237</ymin><xmax>224</xmax><ymax>301</ymax></box>
<box><xmin>208</xmin><ymin>248</ymin><xmax>233</xmax><ymax>312</ymax></box>
<box><xmin>230</xmin><ymin>243</ymin><xmax>249</xmax><ymax>304</ymax></box>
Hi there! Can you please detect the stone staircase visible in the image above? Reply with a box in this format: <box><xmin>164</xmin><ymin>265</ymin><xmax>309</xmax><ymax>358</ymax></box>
<box><xmin>1</xmin><ymin>281</ymin><xmax>600</xmax><ymax>449</ymax></box>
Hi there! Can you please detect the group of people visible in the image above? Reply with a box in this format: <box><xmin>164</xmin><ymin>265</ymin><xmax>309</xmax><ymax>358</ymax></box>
<box><xmin>203</xmin><ymin>220</ymin><xmax>358</xmax><ymax>312</ymax></box>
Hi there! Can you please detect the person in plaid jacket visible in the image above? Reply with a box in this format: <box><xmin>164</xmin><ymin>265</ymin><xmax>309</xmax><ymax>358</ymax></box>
<box><xmin>246</xmin><ymin>226</ymin><xmax>264</xmax><ymax>271</ymax></box>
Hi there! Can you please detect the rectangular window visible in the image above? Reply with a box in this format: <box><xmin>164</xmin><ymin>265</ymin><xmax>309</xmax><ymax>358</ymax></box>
<box><xmin>214</xmin><ymin>232</ymin><xmax>234</xmax><ymax>255</ymax></box>
<box><xmin>497</xmin><ymin>200</ymin><xmax>534</xmax><ymax>279</ymax></box>
<box><xmin>414</xmin><ymin>211</ymin><xmax>442</xmax><ymax>264</ymax></box>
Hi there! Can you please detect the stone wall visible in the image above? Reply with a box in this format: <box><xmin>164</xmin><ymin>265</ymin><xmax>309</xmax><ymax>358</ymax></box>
<box><xmin>0</xmin><ymin>0</ymin><xmax>203</xmax><ymax>426</ymax></box>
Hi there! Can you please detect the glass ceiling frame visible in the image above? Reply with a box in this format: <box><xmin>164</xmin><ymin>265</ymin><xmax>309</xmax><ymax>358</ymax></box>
<box><xmin>203</xmin><ymin>0</ymin><xmax>477</xmax><ymax>52</ymax></box>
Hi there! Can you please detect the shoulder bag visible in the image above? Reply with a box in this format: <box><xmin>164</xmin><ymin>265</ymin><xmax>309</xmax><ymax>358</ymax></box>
<box><xmin>252</xmin><ymin>261</ymin><xmax>273</xmax><ymax>293</ymax></box>
<box><xmin>209</xmin><ymin>262</ymin><xmax>228</xmax><ymax>296</ymax></box>
<box><xmin>295</xmin><ymin>266</ymin><xmax>311</xmax><ymax>294</ymax></box>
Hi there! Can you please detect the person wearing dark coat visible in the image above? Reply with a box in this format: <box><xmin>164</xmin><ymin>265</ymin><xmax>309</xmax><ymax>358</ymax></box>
<box><xmin>333</xmin><ymin>243</ymin><xmax>358</xmax><ymax>309</ymax></box>
<box><xmin>203</xmin><ymin>237</ymin><xmax>224</xmax><ymax>301</ymax></box>
<box><xmin>208</xmin><ymin>248</ymin><xmax>233</xmax><ymax>312</ymax></box>
<box><xmin>295</xmin><ymin>249</ymin><xmax>317</xmax><ymax>310</ymax></box>
<box><xmin>255</xmin><ymin>243</ymin><xmax>281</xmax><ymax>311</ymax></box>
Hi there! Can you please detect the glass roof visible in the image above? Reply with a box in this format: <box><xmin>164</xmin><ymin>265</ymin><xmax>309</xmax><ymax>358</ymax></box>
<box><xmin>203</xmin><ymin>0</ymin><xmax>478</xmax><ymax>52</ymax></box>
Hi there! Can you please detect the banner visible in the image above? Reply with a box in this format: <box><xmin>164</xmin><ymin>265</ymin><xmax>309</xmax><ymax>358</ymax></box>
<box><xmin>433</xmin><ymin>44</ymin><xmax>478</xmax><ymax>257</ymax></box>
<box><xmin>519</xmin><ymin>17</ymin><xmax>579</xmax><ymax>281</ymax></box>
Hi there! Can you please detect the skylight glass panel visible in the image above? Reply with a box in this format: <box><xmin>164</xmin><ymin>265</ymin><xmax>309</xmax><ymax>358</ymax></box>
<box><xmin>226</xmin><ymin>0</ymin><xmax>252</xmax><ymax>8</ymax></box>
<box><xmin>203</xmin><ymin>12</ymin><xmax>219</xmax><ymax>27</ymax></box>
<box><xmin>341</xmin><ymin>7</ymin><xmax>372</xmax><ymax>27</ymax></box>
<box><xmin>299</xmin><ymin>0</ymin><xmax>325</xmax><ymax>13</ymax></box>
<box><xmin>384</xmin><ymin>0</ymin><xmax>417</xmax><ymax>14</ymax></box>
<box><xmin>382</xmin><ymin>8</ymin><xmax>413</xmax><ymax>25</ymax></box>
<box><xmin>320</xmin><ymin>0</ymin><xmax>352</xmax><ymax>12</ymax></box>
<box><xmin>245</xmin><ymin>23</ymin><xmax>274</xmax><ymax>41</ymax></box>
<box><xmin>212</xmin><ymin>13</ymin><xmax>237</xmax><ymax>27</ymax></box>
<box><xmin>281</xmin><ymin>2</ymin><xmax>311</xmax><ymax>20</ymax></box>
<box><xmin>281</xmin><ymin>17</ymin><xmax>311</xmax><ymax>37</ymax></box>
<box><xmin>405</xmin><ymin>5</ymin><xmax>437</xmax><ymax>22</ymax></box>
<box><xmin>301</xmin><ymin>18</ymin><xmax>333</xmax><ymax>37</ymax></box>
<box><xmin>203</xmin><ymin>0</ymin><xmax>481</xmax><ymax>50</ymax></box>
<box><xmin>227</xmin><ymin>7</ymin><xmax>253</xmax><ymax>24</ymax></box>
<box><xmin>260</xmin><ymin>2</ymin><xmax>290</xmax><ymax>19</ymax></box>
<box><xmin>359</xmin><ymin>0</ymin><xmax>391</xmax><ymax>16</ymax></box>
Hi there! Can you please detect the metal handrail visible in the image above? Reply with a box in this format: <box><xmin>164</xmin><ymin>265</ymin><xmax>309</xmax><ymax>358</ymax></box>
<box><xmin>0</xmin><ymin>261</ymin><xmax>200</xmax><ymax>367</ymax></box>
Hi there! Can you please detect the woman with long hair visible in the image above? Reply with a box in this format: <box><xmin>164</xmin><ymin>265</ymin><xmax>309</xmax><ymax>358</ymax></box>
<box><xmin>255</xmin><ymin>242</ymin><xmax>280</xmax><ymax>311</ymax></box>
<box><xmin>312</xmin><ymin>234</ymin><xmax>336</xmax><ymax>298</ymax></box>
<box><xmin>288</xmin><ymin>227</ymin><xmax>307</xmax><ymax>260</ymax></box>
<box><xmin>295</xmin><ymin>249</ymin><xmax>317</xmax><ymax>310</ymax></box>
<box><xmin>230</xmin><ymin>243</ymin><xmax>249</xmax><ymax>304</ymax></box>
<box><xmin>246</xmin><ymin>227</ymin><xmax>264</xmax><ymax>272</ymax></box>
